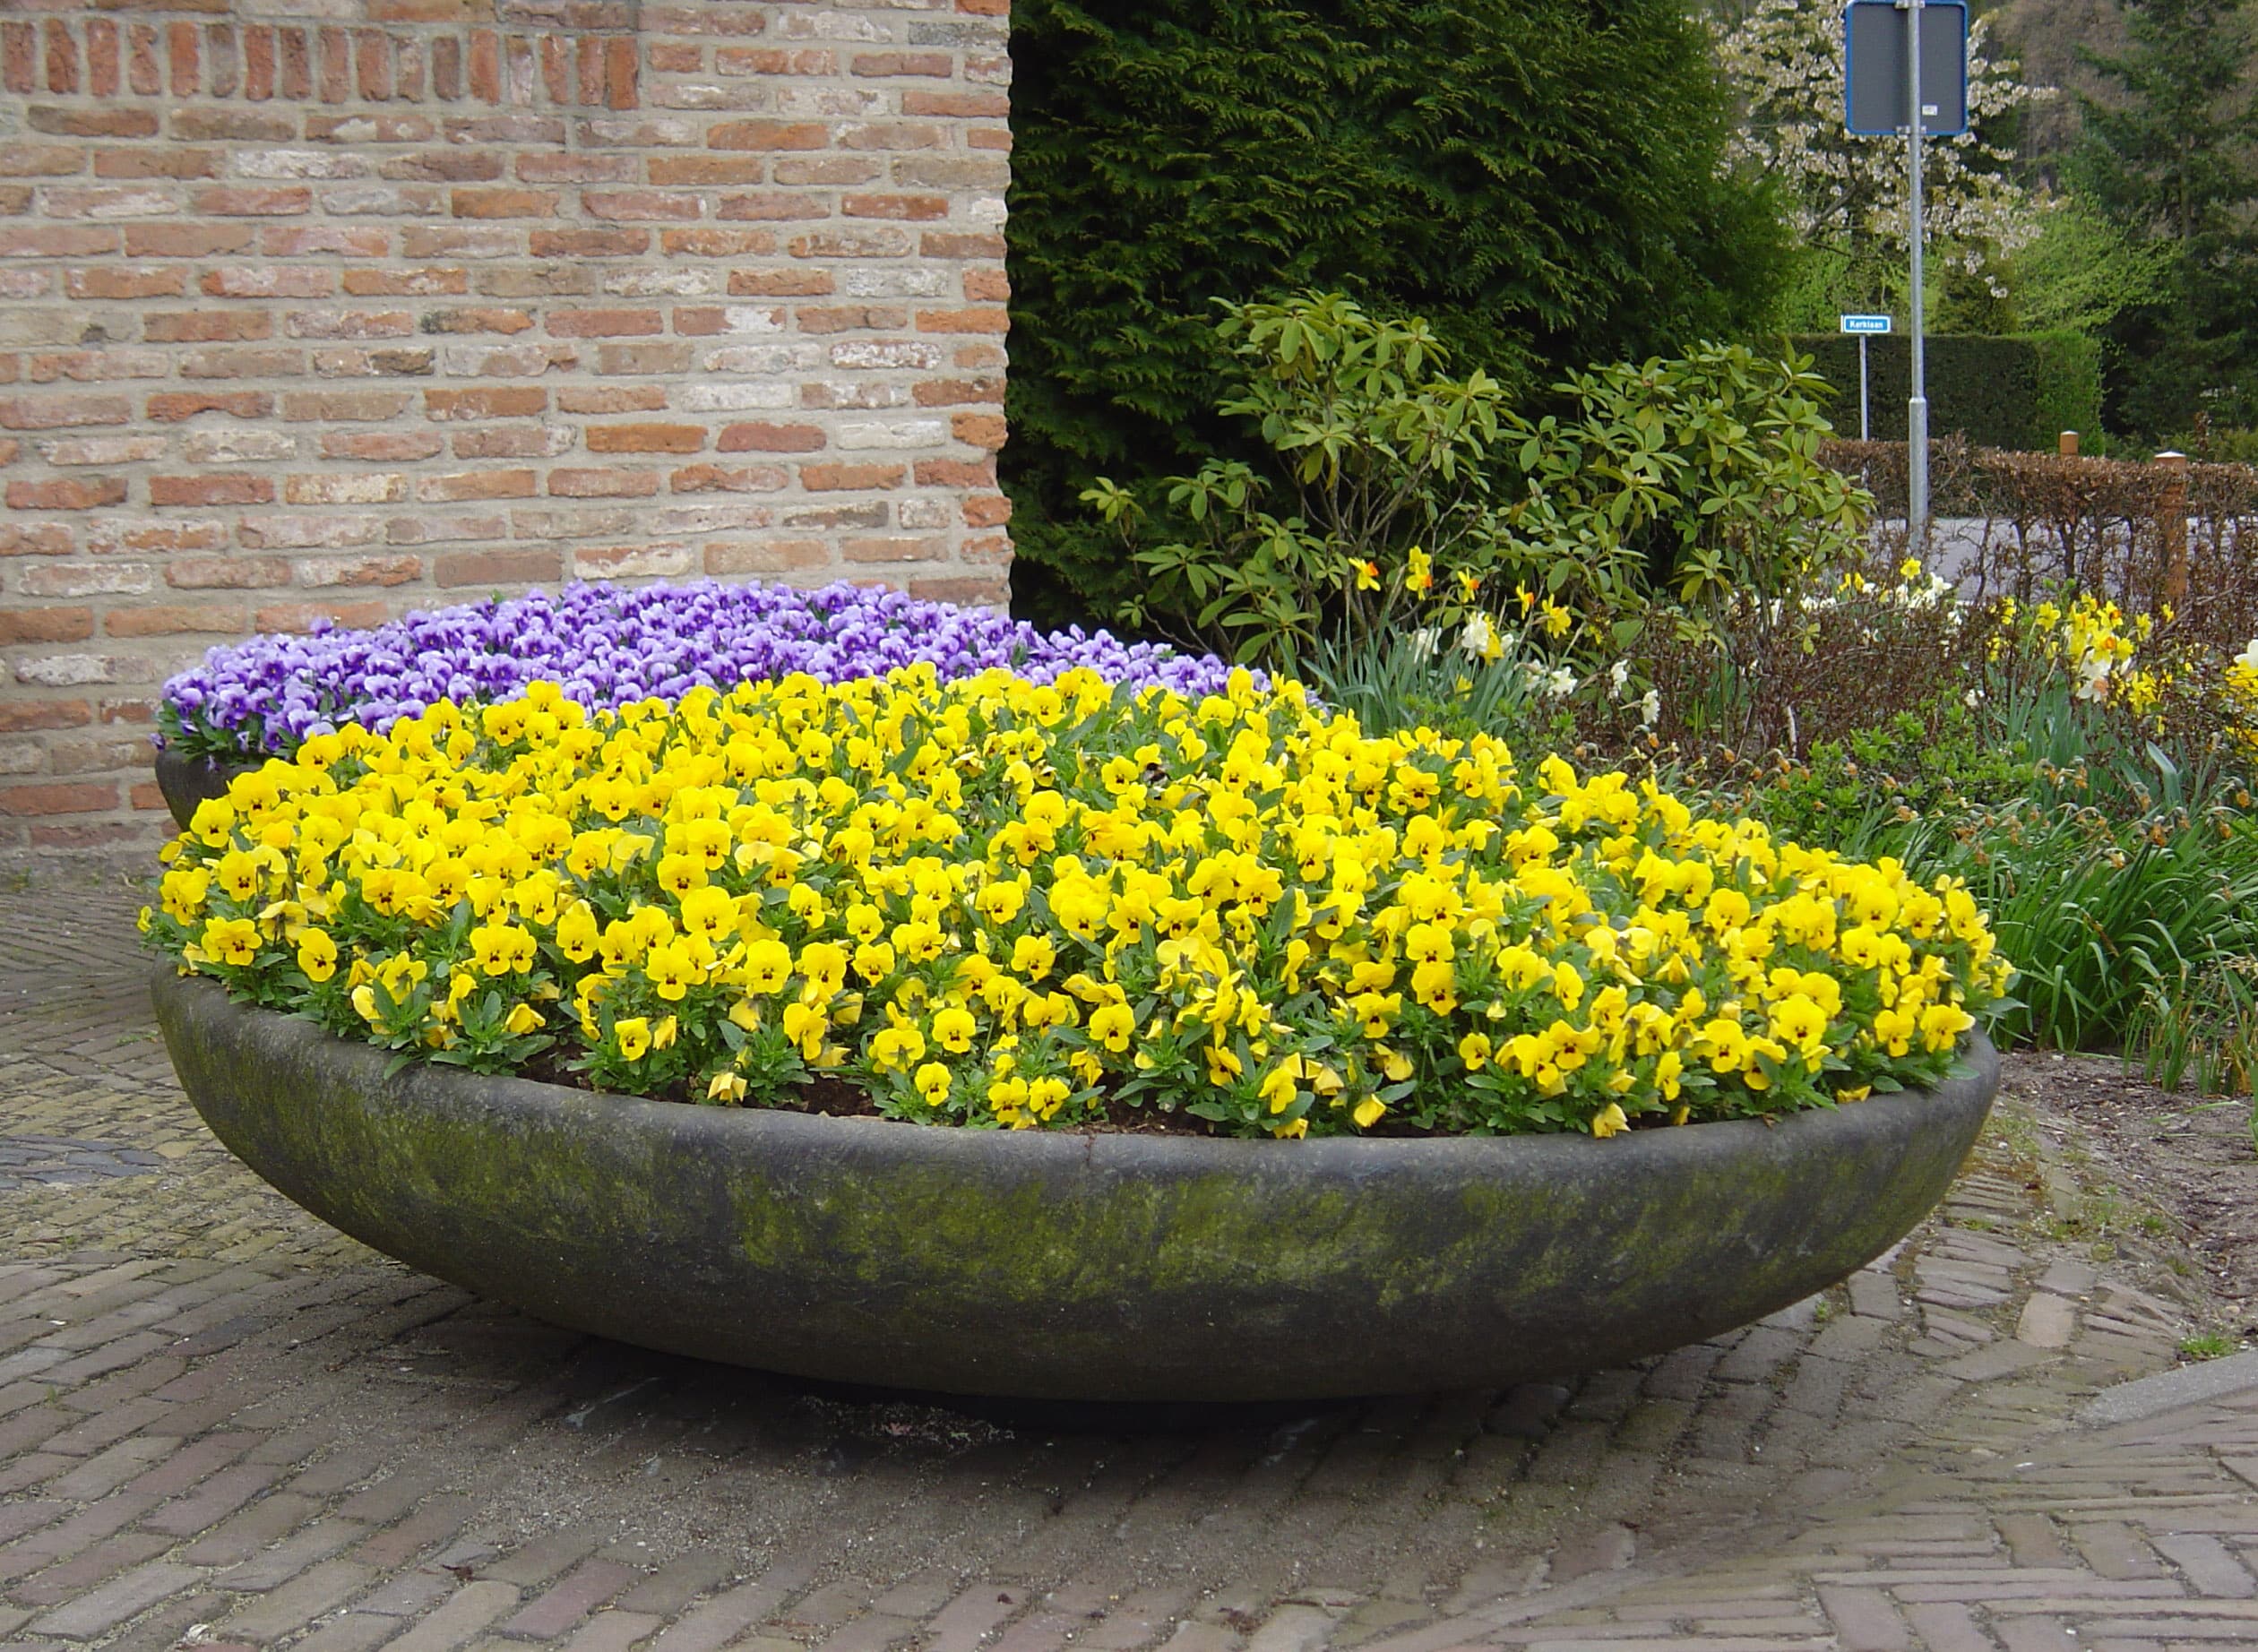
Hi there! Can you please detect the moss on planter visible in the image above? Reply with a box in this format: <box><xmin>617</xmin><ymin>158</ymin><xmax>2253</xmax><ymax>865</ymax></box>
<box><xmin>155</xmin><ymin>968</ymin><xmax>1996</xmax><ymax>1401</ymax></box>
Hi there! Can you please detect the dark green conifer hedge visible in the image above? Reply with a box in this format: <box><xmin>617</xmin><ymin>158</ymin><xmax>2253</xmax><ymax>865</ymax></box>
<box><xmin>1002</xmin><ymin>0</ymin><xmax>1793</xmax><ymax>627</ymax></box>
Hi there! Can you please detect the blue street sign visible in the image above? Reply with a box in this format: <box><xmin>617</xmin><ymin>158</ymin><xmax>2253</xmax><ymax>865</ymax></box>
<box><xmin>1844</xmin><ymin>0</ymin><xmax>1969</xmax><ymax>136</ymax></box>
<box><xmin>1840</xmin><ymin>314</ymin><xmax>1893</xmax><ymax>333</ymax></box>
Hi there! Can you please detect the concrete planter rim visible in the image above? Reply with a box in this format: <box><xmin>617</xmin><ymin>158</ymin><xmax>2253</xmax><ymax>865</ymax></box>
<box><xmin>153</xmin><ymin>966</ymin><xmax>1999</xmax><ymax>1402</ymax></box>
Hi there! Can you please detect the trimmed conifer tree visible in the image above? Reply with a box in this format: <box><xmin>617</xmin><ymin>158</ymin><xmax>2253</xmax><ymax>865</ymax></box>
<box><xmin>1003</xmin><ymin>0</ymin><xmax>1794</xmax><ymax>626</ymax></box>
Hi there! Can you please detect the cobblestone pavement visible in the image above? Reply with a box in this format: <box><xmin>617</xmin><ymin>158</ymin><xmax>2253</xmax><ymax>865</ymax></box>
<box><xmin>5</xmin><ymin>866</ymin><xmax>2258</xmax><ymax>1652</ymax></box>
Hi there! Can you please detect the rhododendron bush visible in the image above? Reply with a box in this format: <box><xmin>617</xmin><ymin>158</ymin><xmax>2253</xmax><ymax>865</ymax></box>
<box><xmin>142</xmin><ymin>669</ymin><xmax>2008</xmax><ymax>1139</ymax></box>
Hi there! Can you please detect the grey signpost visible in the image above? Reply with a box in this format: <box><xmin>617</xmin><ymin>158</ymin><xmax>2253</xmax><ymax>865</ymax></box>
<box><xmin>1845</xmin><ymin>0</ymin><xmax>1967</xmax><ymax>559</ymax></box>
<box><xmin>1840</xmin><ymin>314</ymin><xmax>1892</xmax><ymax>441</ymax></box>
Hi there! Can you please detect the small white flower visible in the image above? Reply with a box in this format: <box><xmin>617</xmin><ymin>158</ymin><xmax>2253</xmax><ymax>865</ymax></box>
<box><xmin>2236</xmin><ymin>638</ymin><xmax>2258</xmax><ymax>673</ymax></box>
<box><xmin>1542</xmin><ymin>667</ymin><xmax>1577</xmax><ymax>700</ymax></box>
<box><xmin>1608</xmin><ymin>659</ymin><xmax>1631</xmax><ymax>693</ymax></box>
<box><xmin>1639</xmin><ymin>688</ymin><xmax>1661</xmax><ymax>727</ymax></box>
<box><xmin>1409</xmin><ymin>627</ymin><xmax>1440</xmax><ymax>660</ymax></box>
<box><xmin>1460</xmin><ymin>615</ymin><xmax>1504</xmax><ymax>662</ymax></box>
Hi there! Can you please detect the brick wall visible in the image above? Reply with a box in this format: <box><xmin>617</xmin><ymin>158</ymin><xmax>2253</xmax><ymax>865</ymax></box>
<box><xmin>0</xmin><ymin>0</ymin><xmax>1013</xmax><ymax>855</ymax></box>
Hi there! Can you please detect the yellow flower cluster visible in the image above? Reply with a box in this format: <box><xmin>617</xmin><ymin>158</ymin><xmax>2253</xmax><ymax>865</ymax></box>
<box><xmin>2005</xmin><ymin>592</ymin><xmax>2156</xmax><ymax>709</ymax></box>
<box><xmin>142</xmin><ymin>669</ymin><xmax>2007</xmax><ymax>1139</ymax></box>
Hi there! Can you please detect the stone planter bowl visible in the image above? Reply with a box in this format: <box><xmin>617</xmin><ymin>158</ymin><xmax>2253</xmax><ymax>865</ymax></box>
<box><xmin>154</xmin><ymin>748</ymin><xmax>257</xmax><ymax>831</ymax></box>
<box><xmin>153</xmin><ymin>969</ymin><xmax>1998</xmax><ymax>1402</ymax></box>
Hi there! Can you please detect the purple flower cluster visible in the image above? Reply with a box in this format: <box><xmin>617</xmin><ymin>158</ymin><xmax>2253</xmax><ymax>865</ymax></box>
<box><xmin>159</xmin><ymin>580</ymin><xmax>1246</xmax><ymax>760</ymax></box>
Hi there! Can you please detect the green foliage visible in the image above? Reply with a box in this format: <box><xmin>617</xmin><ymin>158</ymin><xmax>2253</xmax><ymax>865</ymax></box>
<box><xmin>2070</xmin><ymin>0</ymin><xmax>2258</xmax><ymax>436</ymax></box>
<box><xmin>1501</xmin><ymin>344</ymin><xmax>1869</xmax><ymax>620</ymax></box>
<box><xmin>1084</xmin><ymin>294</ymin><xmax>1515</xmax><ymax>667</ymax></box>
<box><xmin>1788</xmin><ymin>332</ymin><xmax>2104</xmax><ymax>450</ymax></box>
<box><xmin>1085</xmin><ymin>297</ymin><xmax>1867</xmax><ymax>669</ymax></box>
<box><xmin>1003</xmin><ymin>0</ymin><xmax>1796</xmax><ymax>627</ymax></box>
<box><xmin>2008</xmin><ymin>195</ymin><xmax>2177</xmax><ymax>340</ymax></box>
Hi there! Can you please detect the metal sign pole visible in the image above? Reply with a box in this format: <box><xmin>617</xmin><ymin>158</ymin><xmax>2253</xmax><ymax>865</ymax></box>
<box><xmin>1859</xmin><ymin>333</ymin><xmax>1870</xmax><ymax>441</ymax></box>
<box><xmin>1905</xmin><ymin>0</ymin><xmax>1929</xmax><ymax>558</ymax></box>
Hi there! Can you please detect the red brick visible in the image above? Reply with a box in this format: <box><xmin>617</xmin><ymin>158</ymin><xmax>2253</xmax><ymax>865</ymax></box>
<box><xmin>921</xmin><ymin>232</ymin><xmax>1006</xmax><ymax>260</ymax></box>
<box><xmin>716</xmin><ymin>192</ymin><xmax>828</xmax><ymax>222</ymax></box>
<box><xmin>843</xmin><ymin>194</ymin><xmax>949</xmax><ymax>220</ymax></box>
<box><xmin>452</xmin><ymin>187</ymin><xmax>560</xmax><ymax>219</ymax></box>
<box><xmin>201</xmin><ymin>267</ymin><xmax>335</xmax><ymax>298</ymax></box>
<box><xmin>417</xmin><ymin>468</ymin><xmax>536</xmax><ymax>502</ymax></box>
<box><xmin>91</xmin><ymin>149</ymin><xmax>216</xmax><ymax>180</ymax></box>
<box><xmin>708</xmin><ymin>121</ymin><xmax>831</xmax><ymax>151</ymax></box>
<box><xmin>672</xmin><ymin>463</ymin><xmax>788</xmax><ymax>494</ymax></box>
<box><xmin>913</xmin><ymin>377</ymin><xmax>1004</xmax><ymax>408</ymax></box>
<box><xmin>541</xmin><ymin>308</ymin><xmax>660</xmax><ymax>339</ymax></box>
<box><xmin>355</xmin><ymin>27</ymin><xmax>392</xmax><ymax>100</ymax></box>
<box><xmin>716</xmin><ymin>47</ymin><xmax>835</xmax><ymax>76</ymax></box>
<box><xmin>323</xmin><ymin>431</ymin><xmax>444</xmax><ymax>462</ymax></box>
<box><xmin>262</xmin><ymin>227</ymin><xmax>387</xmax><ymax>257</ymax></box>
<box><xmin>6</xmin><ymin>477</ymin><xmax>125</xmax><ymax>510</ymax></box>
<box><xmin>586</xmin><ymin>424</ymin><xmax>705</xmax><ymax>454</ymax></box>
<box><xmin>964</xmin><ymin>493</ymin><xmax>1012</xmax><ymax>527</ymax></box>
<box><xmin>0</xmin><ymin>606</ymin><xmax>92</xmax><ymax>644</ymax></box>
<box><xmin>648</xmin><ymin>156</ymin><xmax>769</xmax><ymax>186</ymax></box>
<box><xmin>918</xmin><ymin>306</ymin><xmax>1010</xmax><ymax>334</ymax></box>
<box><xmin>298</xmin><ymin>553</ymin><xmax>421</xmax><ymax>586</ymax></box>
<box><xmin>902</xmin><ymin>90</ymin><xmax>1009</xmax><ymax>118</ymax></box>
<box><xmin>799</xmin><ymin>462</ymin><xmax>903</xmax><ymax>490</ymax></box>
<box><xmin>548</xmin><ymin>468</ymin><xmax>660</xmax><ymax>497</ymax></box>
<box><xmin>1</xmin><ymin>22</ymin><xmax>30</xmax><ymax>94</ymax></box>
<box><xmin>168</xmin><ymin>555</ymin><xmax>290</xmax><ymax>589</ymax></box>
<box><xmin>384</xmin><ymin>149</ymin><xmax>504</xmax><ymax>184</ymax></box>
<box><xmin>0</xmin><ymin>142</ymin><xmax>84</xmax><ymax>178</ymax></box>
<box><xmin>168</xmin><ymin>19</ymin><xmax>201</xmax><ymax>95</ymax></box>
<box><xmin>515</xmin><ymin>154</ymin><xmax>638</xmax><ymax>184</ymax></box>
<box><xmin>255</xmin><ymin>599</ymin><xmax>387</xmax><ymax>632</ymax></box>
<box><xmin>795</xmin><ymin>305</ymin><xmax>907</xmax><ymax>335</ymax></box>
<box><xmin>964</xmin><ymin>269</ymin><xmax>1010</xmax><ymax>302</ymax></box>
<box><xmin>150</xmin><ymin>475</ymin><xmax>273</xmax><ymax>507</ymax></box>
<box><xmin>342</xmin><ymin>266</ymin><xmax>470</xmax><ymax>297</ymax></box>
<box><xmin>605</xmin><ymin>36</ymin><xmax>637</xmax><ymax>108</ymax></box>
<box><xmin>146</xmin><ymin>391</ymin><xmax>271</xmax><ymax>422</ymax></box>
<box><xmin>277</xmin><ymin>26</ymin><xmax>310</xmax><ymax>100</ymax></box>
<box><xmin>728</xmin><ymin>269</ymin><xmax>834</xmax><ymax>297</ymax></box>
<box><xmin>913</xmin><ymin>457</ymin><xmax>996</xmax><ymax>487</ymax></box>
<box><xmin>557</xmin><ymin>386</ymin><xmax>666</xmax><ymax>414</ymax></box>
<box><xmin>67</xmin><ymin>267</ymin><xmax>185</xmax><ymax>300</ymax></box>
<box><xmin>0</xmin><ymin>226</ymin><xmax>117</xmax><ymax>258</ymax></box>
<box><xmin>706</xmin><ymin>538</ymin><xmax>825</xmax><ymax>576</ymax></box>
<box><xmin>0</xmin><ymin>699</ymin><xmax>90</xmax><ymax>733</ymax></box>
<box><xmin>0</xmin><ymin>781</ymin><xmax>116</xmax><ymax>816</ymax></box>
<box><xmin>952</xmin><ymin>412</ymin><xmax>1007</xmax><ymax>450</ymax></box>
<box><xmin>425</xmin><ymin>387</ymin><xmax>545</xmax><ymax>420</ymax></box>
<box><xmin>180</xmin><ymin>347</ymin><xmax>304</xmax><ymax>380</ymax></box>
<box><xmin>319</xmin><ymin>25</ymin><xmax>350</xmax><ymax>103</ymax></box>
<box><xmin>194</xmin><ymin>186</ymin><xmax>312</xmax><ymax>217</ymax></box>
<box><xmin>435</xmin><ymin>546</ymin><xmax>561</xmax><ymax>587</ymax></box>
<box><xmin>850</xmin><ymin>52</ymin><xmax>952</xmax><ymax>77</ymax></box>
<box><xmin>659</xmin><ymin>228</ymin><xmax>775</xmax><ymax>257</ymax></box>
<box><xmin>719</xmin><ymin>422</ymin><xmax>825</xmax><ymax>453</ymax></box>
<box><xmin>145</xmin><ymin>313</ymin><xmax>273</xmax><ymax>343</ymax></box>
<box><xmin>27</xmin><ymin>107</ymin><xmax>158</xmax><ymax>140</ymax></box>
<box><xmin>968</xmin><ymin>127</ymin><xmax>1011</xmax><ymax>152</ymax></box>
<box><xmin>82</xmin><ymin>19</ymin><xmax>119</xmax><ymax>97</ymax></box>
<box><xmin>529</xmin><ymin>228</ymin><xmax>651</xmax><ymax>258</ymax></box>
<box><xmin>243</xmin><ymin>23</ymin><xmax>274</xmax><ymax>99</ymax></box>
<box><xmin>586</xmin><ymin>190</ymin><xmax>702</xmax><ymax>222</ymax></box>
<box><xmin>42</xmin><ymin>23</ymin><xmax>80</xmax><ymax>96</ymax></box>
<box><xmin>124</xmin><ymin>225</ymin><xmax>254</xmax><ymax>258</ymax></box>
<box><xmin>104</xmin><ymin>603</ymin><xmax>244</xmax><ymax>638</ymax></box>
<box><xmin>844</xmin><ymin>534</ymin><xmax>944</xmax><ymax>563</ymax></box>
<box><xmin>650</xmin><ymin>42</ymin><xmax>702</xmax><ymax>73</ymax></box>
<box><xmin>0</xmin><ymin>393</ymin><xmax>129</xmax><ymax>430</ymax></box>
<box><xmin>283</xmin><ymin>474</ymin><xmax>409</xmax><ymax>505</ymax></box>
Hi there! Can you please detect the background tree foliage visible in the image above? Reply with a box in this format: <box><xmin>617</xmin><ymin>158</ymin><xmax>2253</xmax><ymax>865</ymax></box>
<box><xmin>1002</xmin><ymin>0</ymin><xmax>1795</xmax><ymax>628</ymax></box>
